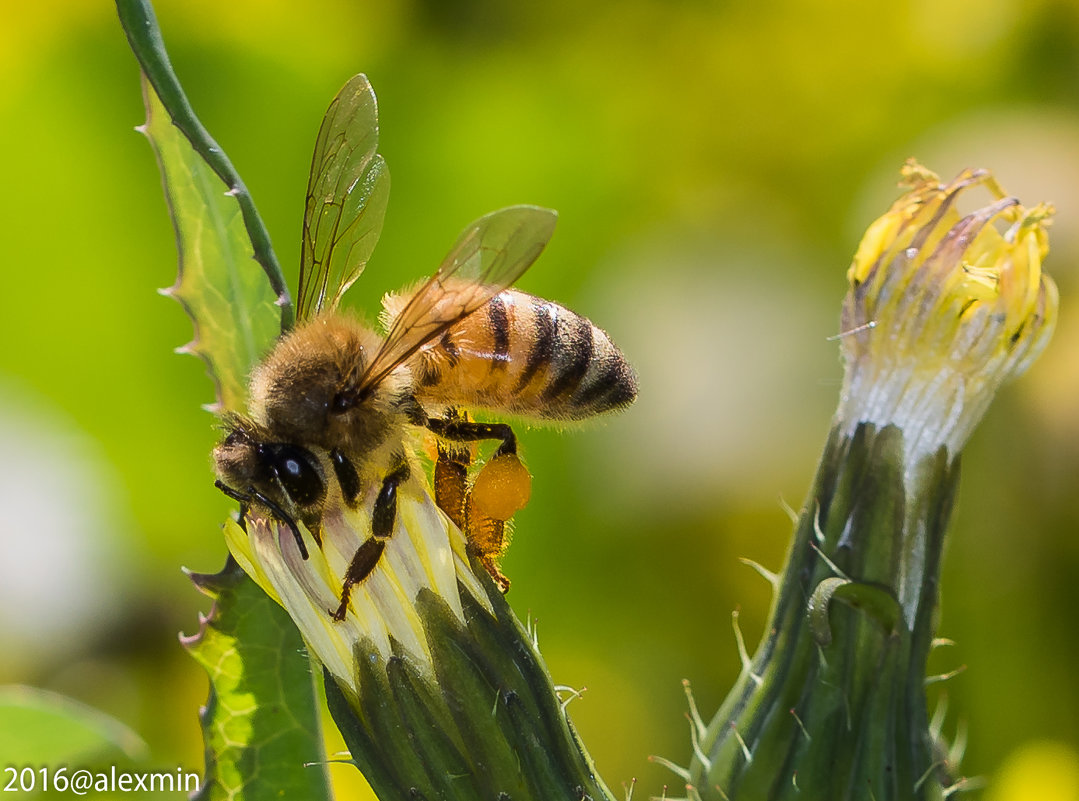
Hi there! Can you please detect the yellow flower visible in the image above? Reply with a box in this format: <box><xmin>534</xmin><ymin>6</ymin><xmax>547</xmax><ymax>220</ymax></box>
<box><xmin>838</xmin><ymin>159</ymin><xmax>1058</xmax><ymax>466</ymax></box>
<box><xmin>222</xmin><ymin>466</ymin><xmax>491</xmax><ymax>698</ymax></box>
<box><xmin>220</xmin><ymin>456</ymin><xmax>615</xmax><ymax>801</ymax></box>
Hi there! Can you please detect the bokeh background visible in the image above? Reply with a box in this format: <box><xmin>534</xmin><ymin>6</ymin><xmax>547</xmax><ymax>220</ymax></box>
<box><xmin>3</xmin><ymin>0</ymin><xmax>1079</xmax><ymax>798</ymax></box>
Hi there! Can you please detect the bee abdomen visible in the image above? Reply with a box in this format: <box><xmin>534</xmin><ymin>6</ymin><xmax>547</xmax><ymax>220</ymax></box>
<box><xmin>418</xmin><ymin>290</ymin><xmax>637</xmax><ymax>421</ymax></box>
<box><xmin>530</xmin><ymin>299</ymin><xmax>637</xmax><ymax>418</ymax></box>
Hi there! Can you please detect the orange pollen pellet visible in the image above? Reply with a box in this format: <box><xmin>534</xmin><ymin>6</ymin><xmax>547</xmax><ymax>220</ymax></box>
<box><xmin>471</xmin><ymin>453</ymin><xmax>532</xmax><ymax>521</ymax></box>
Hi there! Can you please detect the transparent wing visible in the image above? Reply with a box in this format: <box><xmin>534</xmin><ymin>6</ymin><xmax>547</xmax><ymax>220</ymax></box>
<box><xmin>297</xmin><ymin>74</ymin><xmax>390</xmax><ymax>321</ymax></box>
<box><xmin>354</xmin><ymin>205</ymin><xmax>558</xmax><ymax>397</ymax></box>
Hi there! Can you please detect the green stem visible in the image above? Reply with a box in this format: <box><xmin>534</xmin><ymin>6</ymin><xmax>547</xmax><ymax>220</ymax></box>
<box><xmin>115</xmin><ymin>0</ymin><xmax>294</xmax><ymax>333</ymax></box>
<box><xmin>690</xmin><ymin>424</ymin><xmax>959</xmax><ymax>800</ymax></box>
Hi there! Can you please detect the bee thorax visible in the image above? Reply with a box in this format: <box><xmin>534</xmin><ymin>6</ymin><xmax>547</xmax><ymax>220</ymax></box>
<box><xmin>249</xmin><ymin>316</ymin><xmax>406</xmax><ymax>453</ymax></box>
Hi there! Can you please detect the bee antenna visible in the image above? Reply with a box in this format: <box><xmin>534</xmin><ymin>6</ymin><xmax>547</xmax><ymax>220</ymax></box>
<box><xmin>215</xmin><ymin>479</ymin><xmax>250</xmax><ymax>505</ymax></box>
<box><xmin>215</xmin><ymin>480</ymin><xmax>310</xmax><ymax>561</ymax></box>
<box><xmin>248</xmin><ymin>487</ymin><xmax>310</xmax><ymax>561</ymax></box>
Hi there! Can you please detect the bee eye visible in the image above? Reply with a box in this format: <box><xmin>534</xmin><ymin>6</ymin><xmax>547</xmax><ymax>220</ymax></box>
<box><xmin>263</xmin><ymin>444</ymin><xmax>325</xmax><ymax>506</ymax></box>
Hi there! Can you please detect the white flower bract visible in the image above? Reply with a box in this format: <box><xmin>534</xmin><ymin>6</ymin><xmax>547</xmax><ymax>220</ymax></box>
<box><xmin>223</xmin><ymin>471</ymin><xmax>492</xmax><ymax>691</ymax></box>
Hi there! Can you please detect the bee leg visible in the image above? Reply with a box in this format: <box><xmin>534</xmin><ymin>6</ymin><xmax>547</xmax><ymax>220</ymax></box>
<box><xmin>330</xmin><ymin>448</ymin><xmax>362</xmax><ymax>506</ymax></box>
<box><xmin>434</xmin><ymin>439</ymin><xmax>471</xmax><ymax>531</ymax></box>
<box><xmin>432</xmin><ymin>442</ymin><xmax>499</xmax><ymax>579</ymax></box>
<box><xmin>372</xmin><ymin>462</ymin><xmax>411</xmax><ymax>539</ymax></box>
<box><xmin>332</xmin><ymin>462</ymin><xmax>410</xmax><ymax>622</ymax></box>
<box><xmin>465</xmin><ymin>492</ymin><xmax>512</xmax><ymax>593</ymax></box>
<box><xmin>424</xmin><ymin>416</ymin><xmax>522</xmax><ymax>595</ymax></box>
<box><xmin>425</xmin><ymin>418</ymin><xmax>519</xmax><ymax>457</ymax></box>
<box><xmin>331</xmin><ymin>538</ymin><xmax>385</xmax><ymax>622</ymax></box>
<box><xmin>214</xmin><ymin>479</ymin><xmax>309</xmax><ymax>560</ymax></box>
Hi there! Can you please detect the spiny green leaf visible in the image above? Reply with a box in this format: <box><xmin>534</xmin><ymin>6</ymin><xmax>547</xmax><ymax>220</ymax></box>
<box><xmin>117</xmin><ymin>0</ymin><xmax>292</xmax><ymax>332</ymax></box>
<box><xmin>184</xmin><ymin>558</ymin><xmax>332</xmax><ymax>801</ymax></box>
<box><xmin>139</xmin><ymin>76</ymin><xmax>281</xmax><ymax>415</ymax></box>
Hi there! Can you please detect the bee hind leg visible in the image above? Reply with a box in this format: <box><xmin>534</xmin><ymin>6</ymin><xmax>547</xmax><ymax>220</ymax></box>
<box><xmin>331</xmin><ymin>462</ymin><xmax>409</xmax><ymax>622</ymax></box>
<box><xmin>425</xmin><ymin>417</ymin><xmax>518</xmax><ymax>457</ymax></box>
<box><xmin>427</xmin><ymin>415</ymin><xmax>521</xmax><ymax>595</ymax></box>
<box><xmin>434</xmin><ymin>437</ymin><xmax>471</xmax><ymax>530</ymax></box>
<box><xmin>465</xmin><ymin>495</ymin><xmax>512</xmax><ymax>593</ymax></box>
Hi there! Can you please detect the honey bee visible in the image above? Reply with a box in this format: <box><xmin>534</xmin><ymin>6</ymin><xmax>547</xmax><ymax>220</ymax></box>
<box><xmin>213</xmin><ymin>74</ymin><xmax>637</xmax><ymax>620</ymax></box>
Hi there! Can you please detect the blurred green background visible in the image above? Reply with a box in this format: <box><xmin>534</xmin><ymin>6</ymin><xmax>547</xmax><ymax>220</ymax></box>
<box><xmin>3</xmin><ymin>0</ymin><xmax>1079</xmax><ymax>798</ymax></box>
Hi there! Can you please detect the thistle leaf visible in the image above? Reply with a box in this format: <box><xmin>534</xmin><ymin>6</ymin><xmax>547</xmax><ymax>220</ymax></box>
<box><xmin>183</xmin><ymin>558</ymin><xmax>332</xmax><ymax>801</ymax></box>
<box><xmin>117</xmin><ymin>0</ymin><xmax>292</xmax><ymax>334</ymax></box>
<box><xmin>139</xmin><ymin>76</ymin><xmax>280</xmax><ymax>415</ymax></box>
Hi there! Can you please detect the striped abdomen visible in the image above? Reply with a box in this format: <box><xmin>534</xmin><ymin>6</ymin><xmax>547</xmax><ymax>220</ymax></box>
<box><xmin>412</xmin><ymin>289</ymin><xmax>637</xmax><ymax>421</ymax></box>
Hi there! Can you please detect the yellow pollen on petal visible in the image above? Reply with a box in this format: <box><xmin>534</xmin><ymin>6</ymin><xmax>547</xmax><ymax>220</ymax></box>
<box><xmin>837</xmin><ymin>160</ymin><xmax>1058</xmax><ymax>463</ymax></box>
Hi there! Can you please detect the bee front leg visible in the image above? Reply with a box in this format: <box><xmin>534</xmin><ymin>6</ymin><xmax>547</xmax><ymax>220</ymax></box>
<box><xmin>372</xmin><ymin>462</ymin><xmax>410</xmax><ymax>539</ymax></box>
<box><xmin>330</xmin><ymin>538</ymin><xmax>385</xmax><ymax>622</ymax></box>
<box><xmin>332</xmin><ymin>462</ymin><xmax>410</xmax><ymax>622</ymax></box>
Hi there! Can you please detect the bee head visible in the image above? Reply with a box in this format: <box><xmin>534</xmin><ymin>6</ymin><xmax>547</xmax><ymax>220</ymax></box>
<box><xmin>213</xmin><ymin>420</ymin><xmax>326</xmax><ymax>514</ymax></box>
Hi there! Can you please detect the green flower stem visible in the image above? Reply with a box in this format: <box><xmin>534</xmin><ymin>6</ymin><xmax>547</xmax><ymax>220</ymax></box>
<box><xmin>116</xmin><ymin>0</ymin><xmax>294</xmax><ymax>332</ymax></box>
<box><xmin>681</xmin><ymin>165</ymin><xmax>1053</xmax><ymax>801</ymax></box>
<box><xmin>685</xmin><ymin>162</ymin><xmax>1056</xmax><ymax>801</ymax></box>
<box><xmin>325</xmin><ymin>574</ymin><xmax>616</xmax><ymax>801</ymax></box>
<box><xmin>319</xmin><ymin>574</ymin><xmax>617</xmax><ymax>801</ymax></box>
<box><xmin>690</xmin><ymin>423</ymin><xmax>958</xmax><ymax>800</ymax></box>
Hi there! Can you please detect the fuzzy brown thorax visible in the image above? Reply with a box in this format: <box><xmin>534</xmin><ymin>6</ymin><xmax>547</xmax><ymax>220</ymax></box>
<box><xmin>249</xmin><ymin>315</ymin><xmax>413</xmax><ymax>456</ymax></box>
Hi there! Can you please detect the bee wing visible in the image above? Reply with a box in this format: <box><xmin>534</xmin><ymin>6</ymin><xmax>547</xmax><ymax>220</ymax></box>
<box><xmin>297</xmin><ymin>74</ymin><xmax>390</xmax><ymax>321</ymax></box>
<box><xmin>354</xmin><ymin>205</ymin><xmax>558</xmax><ymax>397</ymax></box>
